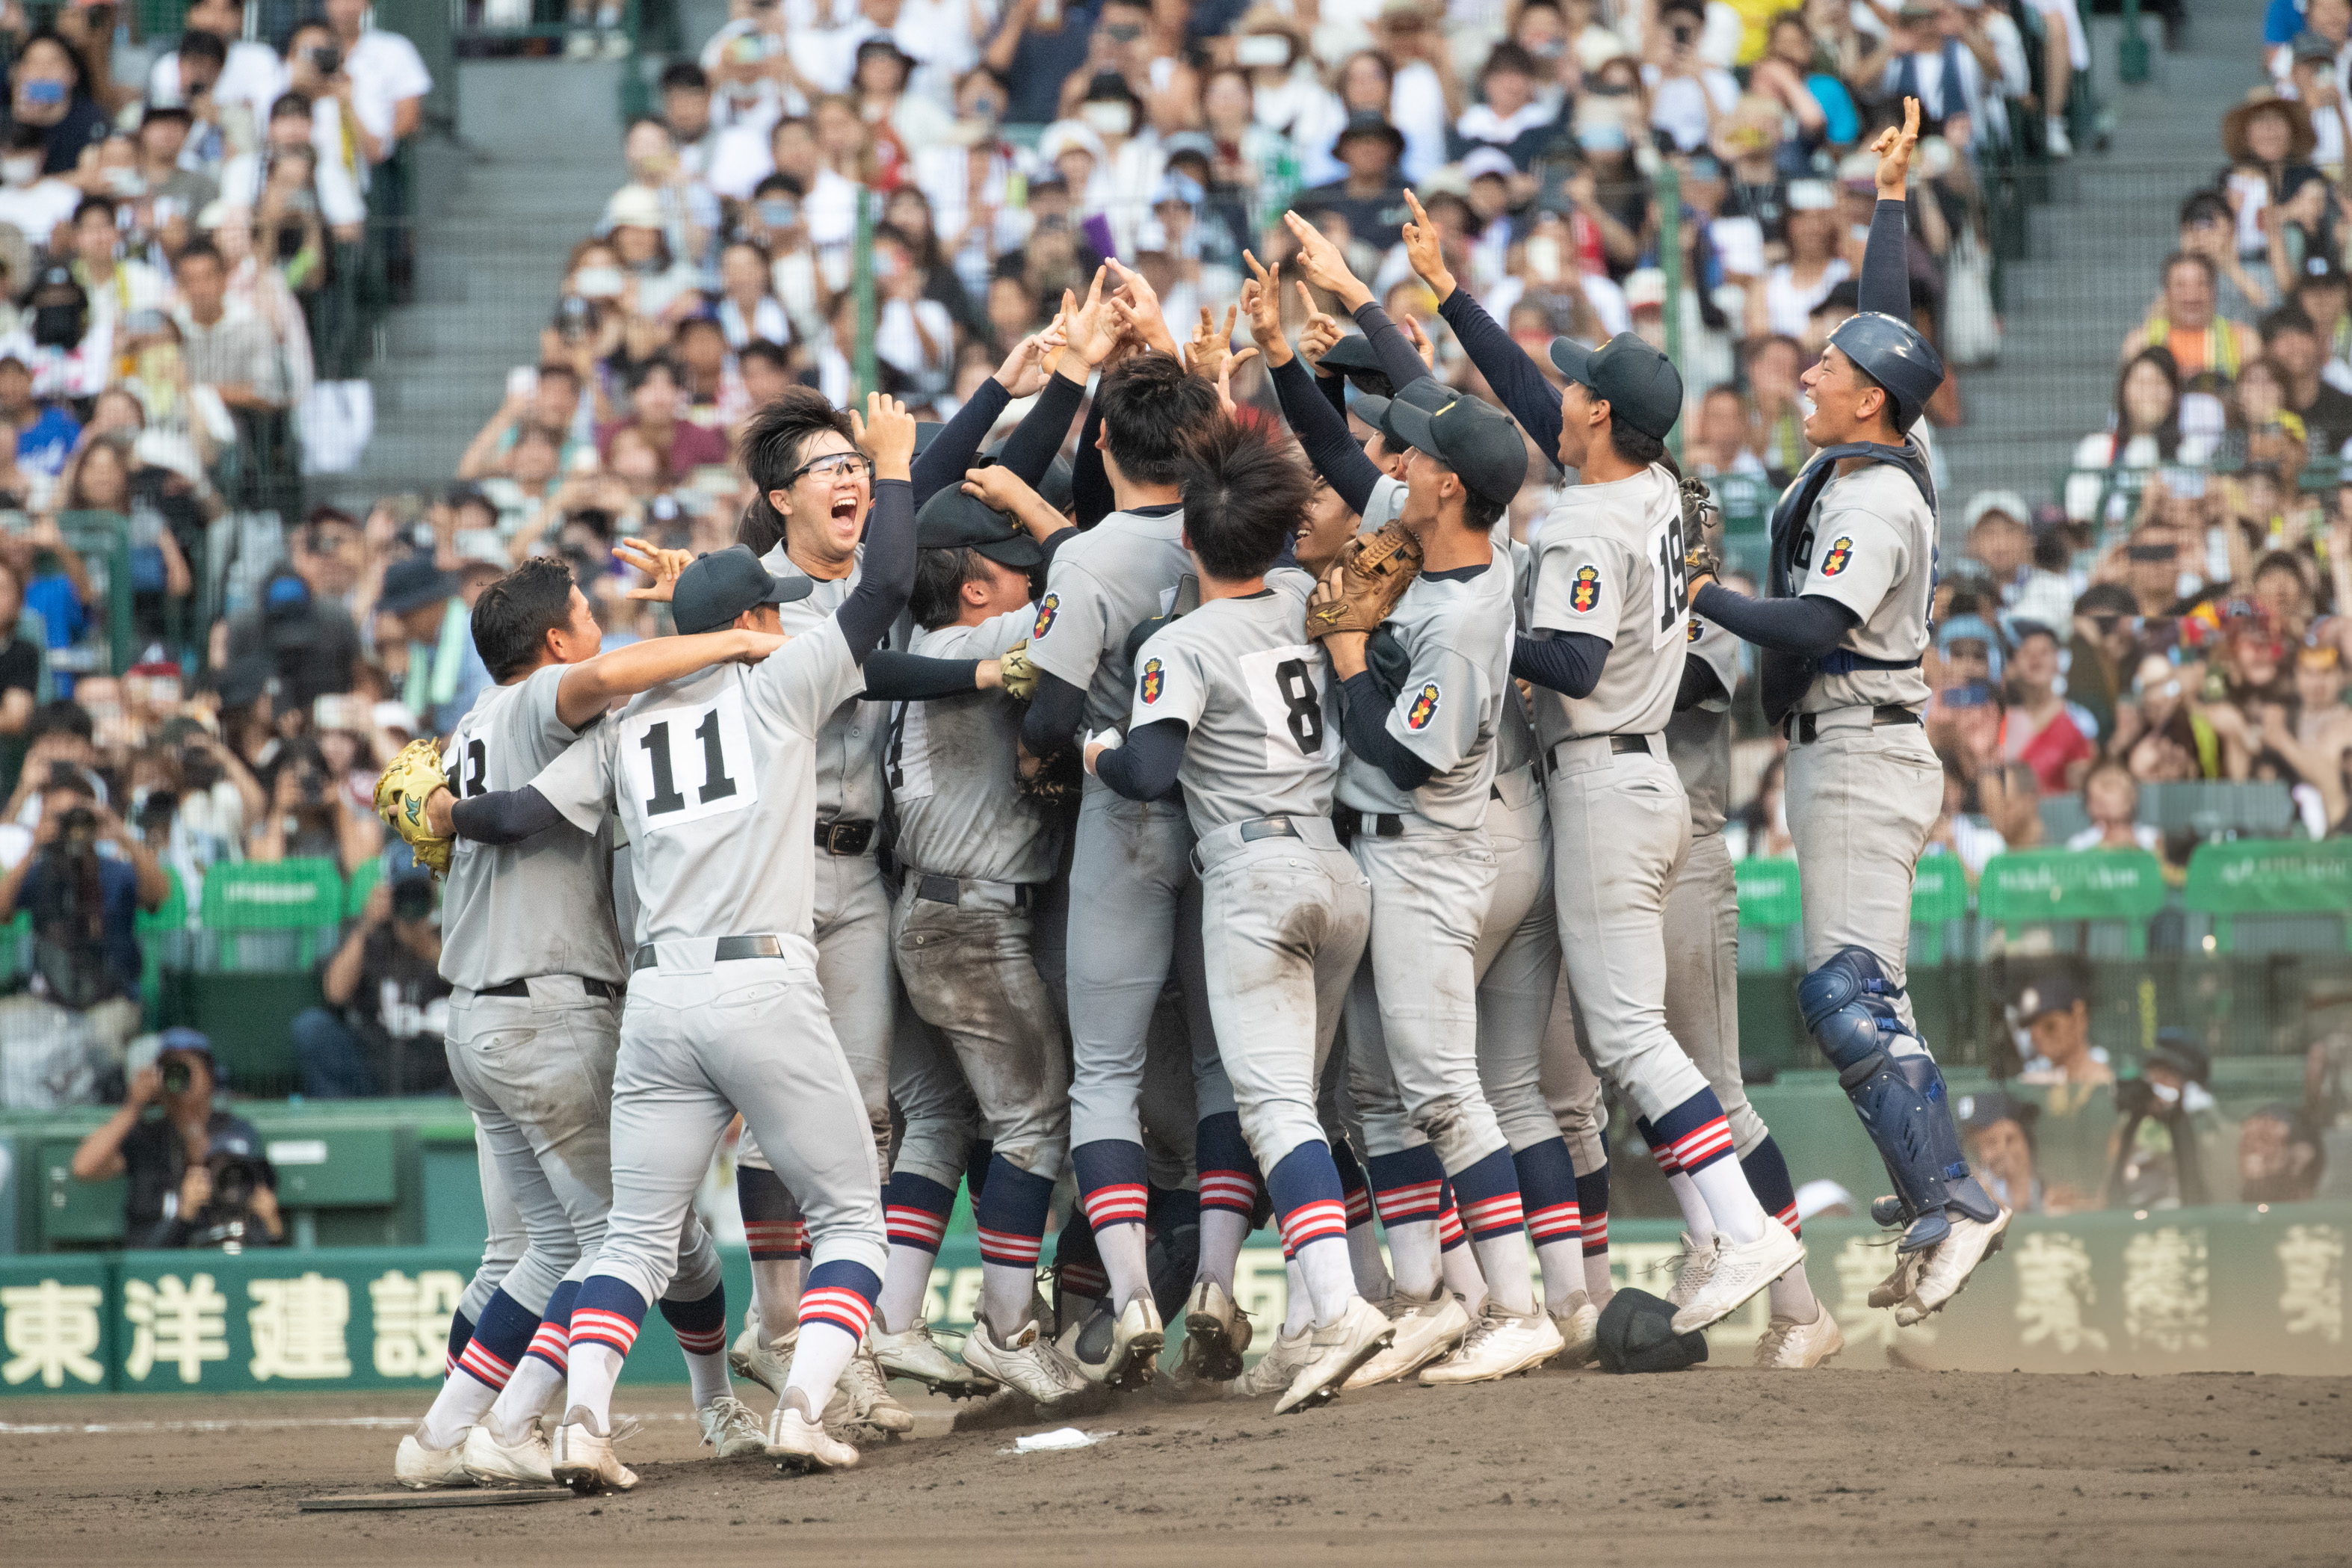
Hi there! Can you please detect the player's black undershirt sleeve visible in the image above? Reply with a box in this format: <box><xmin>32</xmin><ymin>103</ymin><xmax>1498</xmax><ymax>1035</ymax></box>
<box><xmin>910</xmin><ymin>378</ymin><xmax>1009</xmax><ymax>507</ymax></box>
<box><xmin>1437</xmin><ymin>288</ymin><xmax>1562</xmax><ymax>471</ymax></box>
<box><xmin>1072</xmin><ymin>395</ymin><xmax>1114</xmax><ymax>529</ymax></box>
<box><xmin>1094</xmin><ymin>717</ymin><xmax>1188</xmax><ymax>800</ymax></box>
<box><xmin>1350</xmin><ymin>301</ymin><xmax>1436</xmax><ymax>398</ymax></box>
<box><xmin>1859</xmin><ymin>198</ymin><xmax>1911</xmax><ymax>320</ymax></box>
<box><xmin>858</xmin><ymin>650</ymin><xmax>981</xmax><ymax>701</ymax></box>
<box><xmin>1272</xmin><ymin>356</ymin><xmax>1383</xmax><ymax>516</ymax></box>
<box><xmin>451</xmin><ymin>785</ymin><xmax>564</xmax><ymax>845</ymax></box>
<box><xmin>1693</xmin><ymin>582</ymin><xmax>1857</xmax><ymax>658</ymax></box>
<box><xmin>998</xmin><ymin>371</ymin><xmax>1087</xmax><ymax>484</ymax></box>
<box><xmin>1021</xmin><ymin>668</ymin><xmax>1088</xmax><ymax>755</ymax></box>
<box><xmin>1511</xmin><ymin>629</ymin><xmax>1612</xmax><ymax>699</ymax></box>
<box><xmin>1339</xmin><ymin>671</ymin><xmax>1436</xmax><ymax>791</ymax></box>
<box><xmin>1674</xmin><ymin>652</ymin><xmax>1729</xmax><ymax>712</ymax></box>
<box><xmin>837</xmin><ymin>478</ymin><xmax>916</xmax><ymax>663</ymax></box>
<box><xmin>1315</xmin><ymin>361</ymin><xmax>1350</xmax><ymax>419</ymax></box>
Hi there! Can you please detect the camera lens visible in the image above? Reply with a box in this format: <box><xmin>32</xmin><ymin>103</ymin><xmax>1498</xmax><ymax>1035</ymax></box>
<box><xmin>161</xmin><ymin>1061</ymin><xmax>191</xmax><ymax>1093</ymax></box>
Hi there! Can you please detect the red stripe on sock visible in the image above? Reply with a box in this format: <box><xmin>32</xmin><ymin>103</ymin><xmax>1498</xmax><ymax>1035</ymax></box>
<box><xmin>976</xmin><ymin>1225</ymin><xmax>1044</xmax><ymax>1265</ymax></box>
<box><xmin>1526</xmin><ymin>1200</ymin><xmax>1582</xmax><ymax>1243</ymax></box>
<box><xmin>1581</xmin><ymin>1214</ymin><xmax>1610</xmax><ymax>1254</ymax></box>
<box><xmin>568</xmin><ymin>1309</ymin><xmax>641</xmax><ymax>1356</ymax></box>
<box><xmin>798</xmin><ymin>1287</ymin><xmax>874</xmax><ymax>1339</ymax></box>
<box><xmin>1080</xmin><ymin>1183</ymin><xmax>1149</xmax><ymax>1229</ymax></box>
<box><xmin>1373</xmin><ymin>1179</ymin><xmax>1444</xmax><ymax>1224</ymax></box>
<box><xmin>1278</xmin><ymin>1199</ymin><xmax>1349</xmax><ymax>1250</ymax></box>
<box><xmin>456</xmin><ymin>1340</ymin><xmax>514</xmax><ymax>1389</ymax></box>
<box><xmin>1436</xmin><ymin>1205</ymin><xmax>1466</xmax><ymax>1249</ymax></box>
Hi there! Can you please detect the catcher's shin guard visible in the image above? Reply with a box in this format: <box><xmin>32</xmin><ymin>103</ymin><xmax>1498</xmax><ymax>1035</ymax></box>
<box><xmin>1797</xmin><ymin>948</ymin><xmax>1997</xmax><ymax>1253</ymax></box>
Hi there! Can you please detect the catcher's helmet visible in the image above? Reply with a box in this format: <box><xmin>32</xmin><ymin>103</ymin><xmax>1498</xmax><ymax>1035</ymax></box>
<box><xmin>1826</xmin><ymin>309</ymin><xmax>1945</xmax><ymax>433</ymax></box>
<box><xmin>1595</xmin><ymin>1287</ymin><xmax>1709</xmax><ymax>1374</ymax></box>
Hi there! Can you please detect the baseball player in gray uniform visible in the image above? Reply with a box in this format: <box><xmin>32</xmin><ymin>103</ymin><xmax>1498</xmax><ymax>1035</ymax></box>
<box><xmin>1661</xmin><ymin>605</ymin><xmax>1841</xmax><ymax>1365</ymax></box>
<box><xmin>395</xmin><ymin>556</ymin><xmax>786</xmax><ymax>1489</ymax></box>
<box><xmin>1087</xmin><ymin>413</ymin><xmax>1389</xmax><ymax>1415</ymax></box>
<box><xmin>868</xmin><ymin>485</ymin><xmax>1087</xmax><ymax>1407</ymax></box>
<box><xmin>1689</xmin><ymin>102</ymin><xmax>2009</xmax><ymax>1325</ymax></box>
<box><xmin>436</xmin><ymin>395</ymin><xmax>919</xmax><ymax>1485</ymax></box>
<box><xmin>1400</xmin><ymin>193</ymin><xmax>1803</xmax><ymax>1336</ymax></box>
<box><xmin>1019</xmin><ymin>351</ymin><xmax>1228</xmax><ymax>1389</ymax></box>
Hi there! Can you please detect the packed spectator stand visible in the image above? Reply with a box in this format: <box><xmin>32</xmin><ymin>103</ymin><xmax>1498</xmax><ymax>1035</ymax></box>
<box><xmin>0</xmin><ymin>0</ymin><xmax>2340</xmax><ymax>1233</ymax></box>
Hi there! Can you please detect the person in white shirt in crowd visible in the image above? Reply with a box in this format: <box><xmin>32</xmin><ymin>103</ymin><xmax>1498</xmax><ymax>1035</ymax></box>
<box><xmin>1963</xmin><ymin>492</ymin><xmax>2074</xmax><ymax>630</ymax></box>
<box><xmin>852</xmin><ymin>37</ymin><xmax>954</xmax><ymax>157</ymax></box>
<box><xmin>657</xmin><ymin>62</ymin><xmax>724</xmax><ymax>180</ymax></box>
<box><xmin>871</xmin><ymin>227</ymin><xmax>955</xmax><ymax>395</ymax></box>
<box><xmin>0</xmin><ymin>125</ymin><xmax>79</xmax><ymax>251</ymax></box>
<box><xmin>280</xmin><ymin>22</ymin><xmax>381</xmax><ymax>211</ymax></box>
<box><xmin>148</xmin><ymin>0</ymin><xmax>286</xmax><ymax>141</ymax></box>
<box><xmin>1643</xmin><ymin>0</ymin><xmax>1738</xmax><ymax>153</ymax></box>
<box><xmin>618</xmin><ymin>118</ymin><xmax>719</xmax><ymax>277</ymax></box>
<box><xmin>66</xmin><ymin>197</ymin><xmax>167</xmax><ymax>377</ymax></box>
<box><xmin>601</xmin><ymin>185</ymin><xmax>705</xmax><ymax>323</ymax></box>
<box><xmin>1454</xmin><ymin>43</ymin><xmax>1560</xmax><ymax>166</ymax></box>
<box><xmin>219</xmin><ymin>93</ymin><xmax>367</xmax><ymax>239</ymax></box>
<box><xmin>1373</xmin><ymin>0</ymin><xmax>1462</xmax><ymax>185</ymax></box>
<box><xmin>1877</xmin><ymin>0</ymin><xmax>2015</xmax><ymax>158</ymax></box>
<box><xmin>739</xmin><ymin>176</ymin><xmax>836</xmax><ymax>342</ymax></box>
<box><xmin>1749</xmin><ymin>181</ymin><xmax>1849</xmax><ymax>339</ymax></box>
<box><xmin>2064</xmin><ymin>758</ymin><xmax>2164</xmax><ymax>853</ymax></box>
<box><xmin>321</xmin><ymin>0</ymin><xmax>433</xmax><ymax>173</ymax></box>
<box><xmin>715</xmin><ymin>238</ymin><xmax>792</xmax><ymax>349</ymax></box>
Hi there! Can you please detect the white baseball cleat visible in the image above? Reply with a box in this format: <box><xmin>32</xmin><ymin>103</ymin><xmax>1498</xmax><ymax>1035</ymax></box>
<box><xmin>1896</xmin><ymin>1207</ymin><xmax>2012</xmax><ymax>1326</ymax></box>
<box><xmin>1754</xmin><ymin>1307</ymin><xmax>1845</xmax><ymax>1368</ymax></box>
<box><xmin>1664</xmin><ymin>1232</ymin><xmax>1717</xmax><ymax>1309</ymax></box>
<box><xmin>549</xmin><ymin>1407</ymin><xmax>638</xmax><ymax>1494</ymax></box>
<box><xmin>1547</xmin><ymin>1291</ymin><xmax>1601</xmax><ymax>1368</ymax></box>
<box><xmin>1178</xmin><ymin>1279</ymin><xmax>1252</xmax><ymax>1383</ymax></box>
<box><xmin>698</xmin><ymin>1393</ymin><xmax>770</xmax><ymax>1457</ymax></box>
<box><xmin>873</xmin><ymin>1320</ymin><xmax>996</xmax><ymax>1397</ymax></box>
<box><xmin>460</xmin><ymin>1419</ymin><xmax>554</xmax><ymax>1485</ymax></box>
<box><xmin>1231</xmin><ymin>1325</ymin><xmax>1314</xmax><ymax>1399</ymax></box>
<box><xmin>1344</xmin><ymin>1281</ymin><xmax>1469</xmax><ymax>1389</ymax></box>
<box><xmin>1419</xmin><ymin>1303</ymin><xmax>1564</xmax><ymax>1386</ymax></box>
<box><xmin>1080</xmin><ymin>1291</ymin><xmax>1162</xmax><ymax>1390</ymax></box>
<box><xmin>1275</xmin><ymin>1297</ymin><xmax>1393</xmax><ymax>1415</ymax></box>
<box><xmin>838</xmin><ymin>1338</ymin><xmax>917</xmax><ymax>1435</ymax></box>
<box><xmin>766</xmin><ymin>1386</ymin><xmax>860</xmax><ymax>1472</ymax></box>
<box><xmin>1670</xmin><ymin>1221</ymin><xmax>1806</xmax><ymax>1335</ymax></box>
<box><xmin>961</xmin><ymin>1315</ymin><xmax>1090</xmax><ymax>1407</ymax></box>
<box><xmin>394</xmin><ymin>1425</ymin><xmax>473</xmax><ymax>1490</ymax></box>
<box><xmin>729</xmin><ymin>1315</ymin><xmax>794</xmax><ymax>1395</ymax></box>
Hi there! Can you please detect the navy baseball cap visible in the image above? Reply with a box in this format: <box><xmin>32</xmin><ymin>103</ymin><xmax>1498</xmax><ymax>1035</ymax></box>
<box><xmin>2015</xmin><ymin>972</ymin><xmax>2083</xmax><ymax>1022</ymax></box>
<box><xmin>916</xmin><ymin>484</ymin><xmax>1043</xmax><ymax>570</ymax></box>
<box><xmin>670</xmin><ymin>544</ymin><xmax>814</xmax><ymax>634</ymax></box>
<box><xmin>1548</xmin><ymin>332</ymin><xmax>1684</xmax><ymax>441</ymax></box>
<box><xmin>1354</xmin><ymin>375</ymin><xmax>1452</xmax><ymax>452</ymax></box>
<box><xmin>1315</xmin><ymin>334</ymin><xmax>1395</xmax><ymax>396</ymax></box>
<box><xmin>1386</xmin><ymin>389</ymin><xmax>1529</xmax><ymax>508</ymax></box>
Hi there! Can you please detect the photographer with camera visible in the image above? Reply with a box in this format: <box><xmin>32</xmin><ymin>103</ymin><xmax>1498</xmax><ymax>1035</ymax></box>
<box><xmin>0</xmin><ymin>765</ymin><xmax>170</xmax><ymax>1107</ymax></box>
<box><xmin>2103</xmin><ymin>1029</ymin><xmax>2224</xmax><ymax>1211</ymax></box>
<box><xmin>244</xmin><ymin>734</ymin><xmax>377</xmax><ymax>875</ymax></box>
<box><xmin>68</xmin><ymin>1027</ymin><xmax>284</xmax><ymax>1247</ymax></box>
<box><xmin>289</xmin><ymin>862</ymin><xmax>450</xmax><ymax>1098</ymax></box>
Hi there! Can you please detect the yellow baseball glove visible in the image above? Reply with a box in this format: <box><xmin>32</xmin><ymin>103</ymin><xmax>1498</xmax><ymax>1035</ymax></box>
<box><xmin>374</xmin><ymin>738</ymin><xmax>453</xmax><ymax>877</ymax></box>
<box><xmin>1000</xmin><ymin>639</ymin><xmax>1041</xmax><ymax>701</ymax></box>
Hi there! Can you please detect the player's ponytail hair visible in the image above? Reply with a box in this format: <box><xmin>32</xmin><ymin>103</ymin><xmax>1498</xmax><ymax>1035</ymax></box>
<box><xmin>1179</xmin><ymin>414</ymin><xmax>1312</xmax><ymax>581</ymax></box>
<box><xmin>738</xmin><ymin>386</ymin><xmax>859</xmax><ymax>556</ymax></box>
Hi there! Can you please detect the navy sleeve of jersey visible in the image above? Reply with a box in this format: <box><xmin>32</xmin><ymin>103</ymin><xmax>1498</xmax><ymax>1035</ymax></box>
<box><xmin>1438</xmin><ymin>288</ymin><xmax>1562</xmax><ymax>469</ymax></box>
<box><xmin>1859</xmin><ymin>199</ymin><xmax>1910</xmax><ymax>319</ymax></box>
<box><xmin>1093</xmin><ymin>717</ymin><xmax>1188</xmax><ymax>800</ymax></box>
<box><xmin>1020</xmin><ymin>667</ymin><xmax>1088</xmax><ymax>755</ymax></box>
<box><xmin>1350</xmin><ymin>301</ymin><xmax>1436</xmax><ymax>397</ymax></box>
<box><xmin>837</xmin><ymin>478</ymin><xmax>916</xmax><ymax>662</ymax></box>
<box><xmin>1675</xmin><ymin>651</ymin><xmax>1728</xmax><ymax>712</ymax></box>
<box><xmin>858</xmin><ymin>650</ymin><xmax>981</xmax><ymax>700</ymax></box>
<box><xmin>1072</xmin><ymin>395</ymin><xmax>1114</xmax><ymax>529</ymax></box>
<box><xmin>999</xmin><ymin>371</ymin><xmax>1087</xmax><ymax>484</ymax></box>
<box><xmin>1511</xmin><ymin>629</ymin><xmax>1611</xmax><ymax>698</ymax></box>
<box><xmin>910</xmin><ymin>377</ymin><xmax>1010</xmax><ymax>507</ymax></box>
<box><xmin>1272</xmin><ymin>356</ymin><xmax>1383</xmax><ymax>516</ymax></box>
<box><xmin>1694</xmin><ymin>581</ymin><xmax>1857</xmax><ymax>657</ymax></box>
<box><xmin>1340</xmin><ymin>670</ymin><xmax>1436</xmax><ymax>791</ymax></box>
<box><xmin>450</xmin><ymin>785</ymin><xmax>564</xmax><ymax>845</ymax></box>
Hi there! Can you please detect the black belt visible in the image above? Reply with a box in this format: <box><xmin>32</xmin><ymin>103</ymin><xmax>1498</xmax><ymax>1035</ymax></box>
<box><xmin>1237</xmin><ymin>815</ymin><xmax>1302</xmax><ymax>843</ymax></box>
<box><xmin>1332</xmin><ymin>805</ymin><xmax>1403</xmax><ymax>847</ymax></box>
<box><xmin>631</xmin><ymin>934</ymin><xmax>785</xmax><ymax>972</ymax></box>
<box><xmin>814</xmin><ymin>818</ymin><xmax>875</xmax><ymax>855</ymax></box>
<box><xmin>1543</xmin><ymin>732</ymin><xmax>1655</xmax><ymax>774</ymax></box>
<box><xmin>1787</xmin><ymin>706</ymin><xmax>1922</xmax><ymax>744</ymax></box>
<box><xmin>914</xmin><ymin>873</ymin><xmax>1032</xmax><ymax>910</ymax></box>
<box><xmin>475</xmin><ymin>976</ymin><xmax>621</xmax><ymax>1000</ymax></box>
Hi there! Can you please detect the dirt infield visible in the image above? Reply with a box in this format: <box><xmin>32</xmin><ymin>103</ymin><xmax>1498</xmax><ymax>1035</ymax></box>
<box><xmin>5</xmin><ymin>1367</ymin><xmax>2348</xmax><ymax>1567</ymax></box>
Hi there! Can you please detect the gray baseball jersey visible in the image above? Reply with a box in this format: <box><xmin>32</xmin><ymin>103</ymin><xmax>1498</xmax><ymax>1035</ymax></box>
<box><xmin>1362</xmin><ymin>474</ymin><xmax>1406</xmax><ymax>531</ymax></box>
<box><xmin>1527</xmin><ymin>463</ymin><xmax>1690</xmax><ymax>744</ymax></box>
<box><xmin>1334</xmin><ymin>554</ymin><xmax>1513</xmax><ymax>830</ymax></box>
<box><xmin>890</xmin><ymin>610</ymin><xmax>1058</xmax><ymax>884</ymax></box>
<box><xmin>762</xmin><ymin>547</ymin><xmax>892</xmax><ymax>821</ymax></box>
<box><xmin>440</xmin><ymin>664</ymin><xmax>629</xmax><ymax>991</ymax></box>
<box><xmin>1022</xmin><ymin>505</ymin><xmax>1190</xmax><ymax>738</ymax></box>
<box><xmin>1664</xmin><ymin>614</ymin><xmax>1743</xmax><ymax>836</ymax></box>
<box><xmin>1127</xmin><ymin>571</ymin><xmax>1340</xmax><ymax>836</ymax></box>
<box><xmin>1791</xmin><ymin>425</ymin><xmax>1936</xmax><ymax>714</ymax></box>
<box><xmin>530</xmin><ymin>618</ymin><xmax>864</xmax><ymax>943</ymax></box>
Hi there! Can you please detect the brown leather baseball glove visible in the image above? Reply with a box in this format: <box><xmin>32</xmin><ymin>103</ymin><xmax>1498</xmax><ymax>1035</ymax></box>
<box><xmin>1305</xmin><ymin>522</ymin><xmax>1424</xmax><ymax>641</ymax></box>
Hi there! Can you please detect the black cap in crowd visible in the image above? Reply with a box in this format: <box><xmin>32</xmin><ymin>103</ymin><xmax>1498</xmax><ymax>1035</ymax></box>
<box><xmin>916</xmin><ymin>484</ymin><xmax>1043</xmax><ymax>570</ymax></box>
<box><xmin>1548</xmin><ymin>331</ymin><xmax>1684</xmax><ymax>440</ymax></box>
<box><xmin>1315</xmin><ymin>333</ymin><xmax>1393</xmax><ymax>396</ymax></box>
<box><xmin>1386</xmin><ymin>389</ymin><xmax>1530</xmax><ymax>508</ymax></box>
<box><xmin>2014</xmin><ymin>972</ymin><xmax>2083</xmax><ymax>1022</ymax></box>
<box><xmin>671</xmin><ymin>544</ymin><xmax>814</xmax><ymax>634</ymax></box>
<box><xmin>380</xmin><ymin>552</ymin><xmax>460</xmax><ymax>615</ymax></box>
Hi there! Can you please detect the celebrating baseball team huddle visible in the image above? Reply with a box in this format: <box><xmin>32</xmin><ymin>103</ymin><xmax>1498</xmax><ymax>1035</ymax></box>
<box><xmin>369</xmin><ymin>98</ymin><xmax>2009</xmax><ymax>1496</ymax></box>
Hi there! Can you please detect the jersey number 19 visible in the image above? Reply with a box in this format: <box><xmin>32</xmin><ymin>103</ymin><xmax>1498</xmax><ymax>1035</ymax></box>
<box><xmin>1648</xmin><ymin>501</ymin><xmax>1690</xmax><ymax>650</ymax></box>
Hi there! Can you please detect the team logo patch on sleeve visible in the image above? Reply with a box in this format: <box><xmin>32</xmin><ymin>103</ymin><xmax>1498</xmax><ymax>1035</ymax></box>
<box><xmin>1140</xmin><ymin>657</ymin><xmax>1165</xmax><ymax>704</ymax></box>
<box><xmin>1569</xmin><ymin>564</ymin><xmax>1601</xmax><ymax>614</ymax></box>
<box><xmin>1032</xmin><ymin>593</ymin><xmax>1060</xmax><ymax>639</ymax></box>
<box><xmin>1685</xmin><ymin>616</ymin><xmax>1702</xmax><ymax>643</ymax></box>
<box><xmin>1818</xmin><ymin>537</ymin><xmax>1854</xmax><ymax>578</ymax></box>
<box><xmin>1405</xmin><ymin>681</ymin><xmax>1441</xmax><ymax>730</ymax></box>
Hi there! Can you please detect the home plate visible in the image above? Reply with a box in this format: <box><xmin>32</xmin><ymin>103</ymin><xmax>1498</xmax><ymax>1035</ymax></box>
<box><xmin>299</xmin><ymin>1488</ymin><xmax>575</xmax><ymax>1512</ymax></box>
